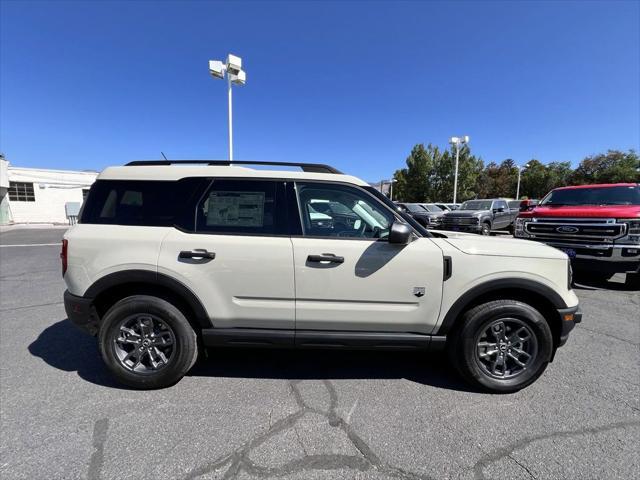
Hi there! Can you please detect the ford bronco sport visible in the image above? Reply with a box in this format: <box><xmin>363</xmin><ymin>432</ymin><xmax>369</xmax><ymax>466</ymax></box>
<box><xmin>63</xmin><ymin>160</ymin><xmax>581</xmax><ymax>392</ymax></box>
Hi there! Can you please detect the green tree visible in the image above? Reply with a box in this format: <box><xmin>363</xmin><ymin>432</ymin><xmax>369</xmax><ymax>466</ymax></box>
<box><xmin>570</xmin><ymin>150</ymin><xmax>640</xmax><ymax>184</ymax></box>
<box><xmin>392</xmin><ymin>144</ymin><xmax>435</xmax><ymax>202</ymax></box>
<box><xmin>393</xmin><ymin>143</ymin><xmax>483</xmax><ymax>202</ymax></box>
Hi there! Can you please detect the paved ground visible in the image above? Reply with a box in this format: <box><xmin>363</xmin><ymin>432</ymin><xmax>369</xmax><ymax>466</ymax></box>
<box><xmin>1</xmin><ymin>228</ymin><xmax>638</xmax><ymax>479</ymax></box>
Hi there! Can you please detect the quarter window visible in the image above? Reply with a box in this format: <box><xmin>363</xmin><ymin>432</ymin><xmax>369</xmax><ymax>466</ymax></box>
<box><xmin>8</xmin><ymin>182</ymin><xmax>35</xmax><ymax>202</ymax></box>
<box><xmin>296</xmin><ymin>182</ymin><xmax>395</xmax><ymax>239</ymax></box>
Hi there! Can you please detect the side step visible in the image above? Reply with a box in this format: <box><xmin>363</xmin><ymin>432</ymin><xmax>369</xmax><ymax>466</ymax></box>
<box><xmin>201</xmin><ymin>328</ymin><xmax>447</xmax><ymax>351</ymax></box>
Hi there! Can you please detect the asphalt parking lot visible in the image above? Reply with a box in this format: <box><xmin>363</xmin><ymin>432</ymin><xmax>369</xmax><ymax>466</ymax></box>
<box><xmin>1</xmin><ymin>228</ymin><xmax>638</xmax><ymax>480</ymax></box>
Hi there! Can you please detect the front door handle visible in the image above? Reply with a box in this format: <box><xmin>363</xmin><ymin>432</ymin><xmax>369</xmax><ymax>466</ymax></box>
<box><xmin>179</xmin><ymin>249</ymin><xmax>216</xmax><ymax>260</ymax></box>
<box><xmin>307</xmin><ymin>253</ymin><xmax>344</xmax><ymax>264</ymax></box>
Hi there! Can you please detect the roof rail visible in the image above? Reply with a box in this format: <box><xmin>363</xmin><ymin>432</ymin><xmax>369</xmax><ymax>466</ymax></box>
<box><xmin>124</xmin><ymin>160</ymin><xmax>342</xmax><ymax>174</ymax></box>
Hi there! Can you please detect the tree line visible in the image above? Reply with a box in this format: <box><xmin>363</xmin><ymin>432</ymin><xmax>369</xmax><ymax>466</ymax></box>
<box><xmin>391</xmin><ymin>146</ymin><xmax>639</xmax><ymax>203</ymax></box>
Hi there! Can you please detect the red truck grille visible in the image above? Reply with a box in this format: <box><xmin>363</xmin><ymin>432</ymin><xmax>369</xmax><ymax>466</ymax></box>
<box><xmin>524</xmin><ymin>218</ymin><xmax>627</xmax><ymax>242</ymax></box>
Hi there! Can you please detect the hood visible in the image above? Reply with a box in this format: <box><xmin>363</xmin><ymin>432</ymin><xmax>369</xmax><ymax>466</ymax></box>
<box><xmin>445</xmin><ymin>210</ymin><xmax>488</xmax><ymax>217</ymax></box>
<box><xmin>443</xmin><ymin>235</ymin><xmax>567</xmax><ymax>260</ymax></box>
<box><xmin>524</xmin><ymin>205</ymin><xmax>640</xmax><ymax>218</ymax></box>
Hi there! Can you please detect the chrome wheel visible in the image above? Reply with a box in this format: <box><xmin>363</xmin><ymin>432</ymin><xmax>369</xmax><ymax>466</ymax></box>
<box><xmin>475</xmin><ymin>318</ymin><xmax>538</xmax><ymax>379</ymax></box>
<box><xmin>113</xmin><ymin>314</ymin><xmax>176</xmax><ymax>374</ymax></box>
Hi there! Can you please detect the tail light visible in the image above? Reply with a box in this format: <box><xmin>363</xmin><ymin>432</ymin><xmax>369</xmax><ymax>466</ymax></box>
<box><xmin>60</xmin><ymin>239</ymin><xmax>68</xmax><ymax>276</ymax></box>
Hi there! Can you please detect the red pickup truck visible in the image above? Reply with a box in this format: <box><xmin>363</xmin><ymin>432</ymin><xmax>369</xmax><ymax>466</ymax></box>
<box><xmin>514</xmin><ymin>183</ymin><xmax>640</xmax><ymax>287</ymax></box>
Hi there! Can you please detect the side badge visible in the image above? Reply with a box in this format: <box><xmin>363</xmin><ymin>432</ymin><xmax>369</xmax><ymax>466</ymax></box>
<box><xmin>413</xmin><ymin>287</ymin><xmax>426</xmax><ymax>298</ymax></box>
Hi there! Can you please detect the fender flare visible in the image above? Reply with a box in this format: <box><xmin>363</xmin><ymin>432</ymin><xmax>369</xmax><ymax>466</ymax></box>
<box><xmin>85</xmin><ymin>270</ymin><xmax>211</xmax><ymax>328</ymax></box>
<box><xmin>436</xmin><ymin>278</ymin><xmax>567</xmax><ymax>335</ymax></box>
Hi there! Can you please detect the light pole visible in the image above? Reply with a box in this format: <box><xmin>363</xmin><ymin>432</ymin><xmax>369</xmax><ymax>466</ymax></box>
<box><xmin>448</xmin><ymin>135</ymin><xmax>470</xmax><ymax>204</ymax></box>
<box><xmin>389</xmin><ymin>179</ymin><xmax>397</xmax><ymax>201</ymax></box>
<box><xmin>516</xmin><ymin>162</ymin><xmax>530</xmax><ymax>200</ymax></box>
<box><xmin>209</xmin><ymin>54</ymin><xmax>247</xmax><ymax>161</ymax></box>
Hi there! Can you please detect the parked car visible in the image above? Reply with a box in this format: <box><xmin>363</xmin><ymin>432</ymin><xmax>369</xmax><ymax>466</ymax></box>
<box><xmin>435</xmin><ymin>203</ymin><xmax>461</xmax><ymax>211</ymax></box>
<box><xmin>516</xmin><ymin>199</ymin><xmax>539</xmax><ymax>212</ymax></box>
<box><xmin>396</xmin><ymin>202</ymin><xmax>442</xmax><ymax>228</ymax></box>
<box><xmin>440</xmin><ymin>199</ymin><xmax>518</xmax><ymax>235</ymax></box>
<box><xmin>63</xmin><ymin>160</ymin><xmax>580</xmax><ymax>392</ymax></box>
<box><xmin>515</xmin><ymin>183</ymin><xmax>640</xmax><ymax>287</ymax></box>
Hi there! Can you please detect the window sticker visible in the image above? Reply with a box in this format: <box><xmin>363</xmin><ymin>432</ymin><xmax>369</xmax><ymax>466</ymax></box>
<box><xmin>206</xmin><ymin>191</ymin><xmax>265</xmax><ymax>227</ymax></box>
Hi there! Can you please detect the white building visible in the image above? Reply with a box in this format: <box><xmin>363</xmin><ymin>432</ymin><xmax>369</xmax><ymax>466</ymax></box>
<box><xmin>0</xmin><ymin>158</ymin><xmax>98</xmax><ymax>225</ymax></box>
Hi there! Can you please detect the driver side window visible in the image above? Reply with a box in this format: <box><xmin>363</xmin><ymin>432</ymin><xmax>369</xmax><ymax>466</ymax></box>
<box><xmin>296</xmin><ymin>182</ymin><xmax>395</xmax><ymax>239</ymax></box>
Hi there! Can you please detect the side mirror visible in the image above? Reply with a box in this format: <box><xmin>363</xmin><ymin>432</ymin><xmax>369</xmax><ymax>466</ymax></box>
<box><xmin>388</xmin><ymin>221</ymin><xmax>412</xmax><ymax>244</ymax></box>
<box><xmin>494</xmin><ymin>207</ymin><xmax>505</xmax><ymax>213</ymax></box>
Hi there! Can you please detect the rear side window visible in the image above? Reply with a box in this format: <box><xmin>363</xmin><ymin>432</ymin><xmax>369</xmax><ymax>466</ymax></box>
<box><xmin>195</xmin><ymin>180</ymin><xmax>287</xmax><ymax>235</ymax></box>
<box><xmin>81</xmin><ymin>178</ymin><xmax>208</xmax><ymax>228</ymax></box>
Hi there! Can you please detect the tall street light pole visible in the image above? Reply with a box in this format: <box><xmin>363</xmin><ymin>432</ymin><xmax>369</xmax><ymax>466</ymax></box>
<box><xmin>209</xmin><ymin>54</ymin><xmax>247</xmax><ymax>161</ymax></box>
<box><xmin>389</xmin><ymin>179</ymin><xmax>397</xmax><ymax>201</ymax></box>
<box><xmin>516</xmin><ymin>162</ymin><xmax>530</xmax><ymax>200</ymax></box>
<box><xmin>448</xmin><ymin>135</ymin><xmax>469</xmax><ymax>204</ymax></box>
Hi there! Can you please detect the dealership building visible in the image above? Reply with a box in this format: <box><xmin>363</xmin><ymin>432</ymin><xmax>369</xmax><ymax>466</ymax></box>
<box><xmin>0</xmin><ymin>157</ymin><xmax>98</xmax><ymax>225</ymax></box>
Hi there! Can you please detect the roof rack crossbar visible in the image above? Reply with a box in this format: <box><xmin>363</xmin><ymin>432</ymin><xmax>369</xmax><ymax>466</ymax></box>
<box><xmin>124</xmin><ymin>160</ymin><xmax>342</xmax><ymax>174</ymax></box>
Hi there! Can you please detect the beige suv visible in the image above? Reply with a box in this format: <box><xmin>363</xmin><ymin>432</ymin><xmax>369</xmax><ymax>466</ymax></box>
<box><xmin>62</xmin><ymin>160</ymin><xmax>581</xmax><ymax>392</ymax></box>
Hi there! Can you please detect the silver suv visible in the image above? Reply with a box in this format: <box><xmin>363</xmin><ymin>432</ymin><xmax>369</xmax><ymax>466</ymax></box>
<box><xmin>62</xmin><ymin>160</ymin><xmax>581</xmax><ymax>392</ymax></box>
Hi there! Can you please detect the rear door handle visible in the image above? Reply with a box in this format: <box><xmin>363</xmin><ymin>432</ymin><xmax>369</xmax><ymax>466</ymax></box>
<box><xmin>307</xmin><ymin>253</ymin><xmax>344</xmax><ymax>264</ymax></box>
<box><xmin>179</xmin><ymin>249</ymin><xmax>216</xmax><ymax>260</ymax></box>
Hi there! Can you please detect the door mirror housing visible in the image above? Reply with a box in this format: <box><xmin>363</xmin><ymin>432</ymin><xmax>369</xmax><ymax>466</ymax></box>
<box><xmin>493</xmin><ymin>207</ymin><xmax>505</xmax><ymax>213</ymax></box>
<box><xmin>388</xmin><ymin>221</ymin><xmax>412</xmax><ymax>244</ymax></box>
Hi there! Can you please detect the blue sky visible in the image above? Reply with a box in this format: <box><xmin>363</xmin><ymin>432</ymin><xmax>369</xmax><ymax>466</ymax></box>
<box><xmin>1</xmin><ymin>0</ymin><xmax>638</xmax><ymax>182</ymax></box>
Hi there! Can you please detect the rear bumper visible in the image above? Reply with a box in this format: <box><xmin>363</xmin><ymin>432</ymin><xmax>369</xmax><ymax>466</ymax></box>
<box><xmin>557</xmin><ymin>305</ymin><xmax>582</xmax><ymax>347</ymax></box>
<box><xmin>64</xmin><ymin>290</ymin><xmax>99</xmax><ymax>336</ymax></box>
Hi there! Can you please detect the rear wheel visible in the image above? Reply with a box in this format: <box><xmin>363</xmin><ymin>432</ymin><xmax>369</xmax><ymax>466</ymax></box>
<box><xmin>99</xmin><ymin>295</ymin><xmax>198</xmax><ymax>389</ymax></box>
<box><xmin>448</xmin><ymin>300</ymin><xmax>553</xmax><ymax>393</ymax></box>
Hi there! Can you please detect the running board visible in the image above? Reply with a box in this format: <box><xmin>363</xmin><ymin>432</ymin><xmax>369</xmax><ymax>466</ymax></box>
<box><xmin>201</xmin><ymin>328</ymin><xmax>447</xmax><ymax>351</ymax></box>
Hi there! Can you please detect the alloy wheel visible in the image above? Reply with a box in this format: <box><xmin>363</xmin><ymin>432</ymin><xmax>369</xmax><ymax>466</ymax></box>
<box><xmin>113</xmin><ymin>314</ymin><xmax>176</xmax><ymax>374</ymax></box>
<box><xmin>475</xmin><ymin>318</ymin><xmax>538</xmax><ymax>379</ymax></box>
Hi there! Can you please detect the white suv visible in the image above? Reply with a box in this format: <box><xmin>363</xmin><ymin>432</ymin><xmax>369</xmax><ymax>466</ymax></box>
<box><xmin>62</xmin><ymin>160</ymin><xmax>581</xmax><ymax>392</ymax></box>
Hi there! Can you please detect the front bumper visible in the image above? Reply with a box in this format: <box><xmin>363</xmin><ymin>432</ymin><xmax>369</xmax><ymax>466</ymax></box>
<box><xmin>535</xmin><ymin>241</ymin><xmax>640</xmax><ymax>273</ymax></box>
<box><xmin>441</xmin><ymin>224</ymin><xmax>482</xmax><ymax>234</ymax></box>
<box><xmin>64</xmin><ymin>290</ymin><xmax>99</xmax><ymax>336</ymax></box>
<box><xmin>557</xmin><ymin>305</ymin><xmax>582</xmax><ymax>347</ymax></box>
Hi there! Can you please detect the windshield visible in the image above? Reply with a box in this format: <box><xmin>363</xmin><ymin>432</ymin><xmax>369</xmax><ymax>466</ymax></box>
<box><xmin>403</xmin><ymin>203</ymin><xmax>426</xmax><ymax>213</ymax></box>
<box><xmin>423</xmin><ymin>204</ymin><xmax>443</xmax><ymax>212</ymax></box>
<box><xmin>540</xmin><ymin>186</ymin><xmax>640</xmax><ymax>206</ymax></box>
<box><xmin>460</xmin><ymin>200</ymin><xmax>492</xmax><ymax>210</ymax></box>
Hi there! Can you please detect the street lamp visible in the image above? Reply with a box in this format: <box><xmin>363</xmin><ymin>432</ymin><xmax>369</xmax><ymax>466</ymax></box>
<box><xmin>209</xmin><ymin>54</ymin><xmax>247</xmax><ymax>161</ymax></box>
<box><xmin>448</xmin><ymin>135</ymin><xmax>470</xmax><ymax>204</ymax></box>
<box><xmin>516</xmin><ymin>162</ymin><xmax>530</xmax><ymax>200</ymax></box>
<box><xmin>389</xmin><ymin>179</ymin><xmax>397</xmax><ymax>201</ymax></box>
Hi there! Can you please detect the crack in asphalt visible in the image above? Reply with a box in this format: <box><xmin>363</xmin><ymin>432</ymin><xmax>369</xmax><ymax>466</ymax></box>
<box><xmin>473</xmin><ymin>419</ymin><xmax>640</xmax><ymax>480</ymax></box>
<box><xmin>181</xmin><ymin>379</ymin><xmax>433</xmax><ymax>479</ymax></box>
<box><xmin>0</xmin><ymin>301</ymin><xmax>63</xmax><ymax>312</ymax></box>
<box><xmin>576</xmin><ymin>325</ymin><xmax>639</xmax><ymax>347</ymax></box>
<box><xmin>88</xmin><ymin>417</ymin><xmax>109</xmax><ymax>480</ymax></box>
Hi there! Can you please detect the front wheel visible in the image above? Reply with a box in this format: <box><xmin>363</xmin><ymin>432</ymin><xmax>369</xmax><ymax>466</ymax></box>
<box><xmin>448</xmin><ymin>300</ymin><xmax>553</xmax><ymax>393</ymax></box>
<box><xmin>98</xmin><ymin>295</ymin><xmax>198</xmax><ymax>389</ymax></box>
<box><xmin>480</xmin><ymin>222</ymin><xmax>491</xmax><ymax>236</ymax></box>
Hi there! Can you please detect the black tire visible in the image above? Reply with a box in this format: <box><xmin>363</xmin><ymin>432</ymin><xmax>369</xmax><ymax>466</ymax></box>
<box><xmin>448</xmin><ymin>300</ymin><xmax>553</xmax><ymax>393</ymax></box>
<box><xmin>98</xmin><ymin>295</ymin><xmax>198</xmax><ymax>389</ymax></box>
<box><xmin>625</xmin><ymin>272</ymin><xmax>640</xmax><ymax>290</ymax></box>
<box><xmin>480</xmin><ymin>222</ymin><xmax>491</xmax><ymax>236</ymax></box>
<box><xmin>575</xmin><ymin>269</ymin><xmax>614</xmax><ymax>283</ymax></box>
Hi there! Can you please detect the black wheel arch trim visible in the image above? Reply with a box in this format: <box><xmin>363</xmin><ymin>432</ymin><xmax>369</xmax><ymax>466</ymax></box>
<box><xmin>84</xmin><ymin>269</ymin><xmax>211</xmax><ymax>328</ymax></box>
<box><xmin>436</xmin><ymin>278</ymin><xmax>567</xmax><ymax>335</ymax></box>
